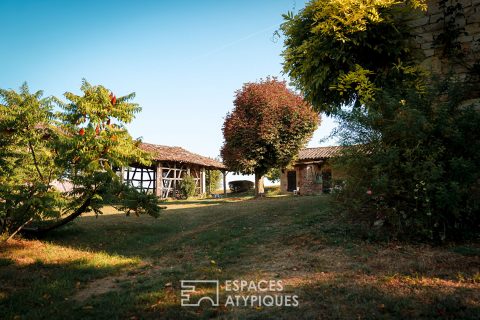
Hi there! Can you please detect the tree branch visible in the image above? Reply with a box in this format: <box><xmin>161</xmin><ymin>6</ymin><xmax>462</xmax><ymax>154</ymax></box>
<box><xmin>21</xmin><ymin>196</ymin><xmax>92</xmax><ymax>236</ymax></box>
<box><xmin>5</xmin><ymin>217</ymin><xmax>33</xmax><ymax>242</ymax></box>
<box><xmin>28</xmin><ymin>141</ymin><xmax>44</xmax><ymax>181</ymax></box>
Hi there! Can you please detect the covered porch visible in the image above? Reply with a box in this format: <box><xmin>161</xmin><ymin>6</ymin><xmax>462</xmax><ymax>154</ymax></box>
<box><xmin>121</xmin><ymin>143</ymin><xmax>227</xmax><ymax>199</ymax></box>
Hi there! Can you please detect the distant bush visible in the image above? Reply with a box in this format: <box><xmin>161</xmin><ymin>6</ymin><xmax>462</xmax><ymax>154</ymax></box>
<box><xmin>208</xmin><ymin>169</ymin><xmax>222</xmax><ymax>192</ymax></box>
<box><xmin>180</xmin><ymin>175</ymin><xmax>196</xmax><ymax>199</ymax></box>
<box><xmin>228</xmin><ymin>180</ymin><xmax>254</xmax><ymax>193</ymax></box>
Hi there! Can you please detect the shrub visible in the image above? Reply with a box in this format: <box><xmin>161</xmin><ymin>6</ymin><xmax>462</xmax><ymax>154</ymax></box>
<box><xmin>207</xmin><ymin>169</ymin><xmax>222</xmax><ymax>193</ymax></box>
<box><xmin>228</xmin><ymin>180</ymin><xmax>254</xmax><ymax>193</ymax></box>
<box><xmin>179</xmin><ymin>175</ymin><xmax>196</xmax><ymax>199</ymax></box>
<box><xmin>334</xmin><ymin>79</ymin><xmax>480</xmax><ymax>241</ymax></box>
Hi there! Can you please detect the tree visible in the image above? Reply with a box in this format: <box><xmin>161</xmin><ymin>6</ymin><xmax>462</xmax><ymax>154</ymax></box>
<box><xmin>207</xmin><ymin>169</ymin><xmax>222</xmax><ymax>193</ymax></box>
<box><xmin>0</xmin><ymin>81</ymin><xmax>161</xmax><ymax>237</ymax></box>
<box><xmin>280</xmin><ymin>0</ymin><xmax>480</xmax><ymax>240</ymax></box>
<box><xmin>221</xmin><ymin>78</ymin><xmax>318</xmax><ymax>196</ymax></box>
<box><xmin>266</xmin><ymin>168</ymin><xmax>281</xmax><ymax>183</ymax></box>
<box><xmin>281</xmin><ymin>0</ymin><xmax>426</xmax><ymax>115</ymax></box>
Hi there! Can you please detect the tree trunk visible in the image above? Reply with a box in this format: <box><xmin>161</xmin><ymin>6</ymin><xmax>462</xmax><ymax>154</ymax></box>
<box><xmin>254</xmin><ymin>171</ymin><xmax>265</xmax><ymax>197</ymax></box>
<box><xmin>21</xmin><ymin>197</ymin><xmax>92</xmax><ymax>237</ymax></box>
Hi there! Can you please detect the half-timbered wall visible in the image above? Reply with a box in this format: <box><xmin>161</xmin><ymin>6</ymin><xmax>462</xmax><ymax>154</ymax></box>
<box><xmin>123</xmin><ymin>161</ymin><xmax>207</xmax><ymax>199</ymax></box>
<box><xmin>122</xmin><ymin>166</ymin><xmax>156</xmax><ymax>193</ymax></box>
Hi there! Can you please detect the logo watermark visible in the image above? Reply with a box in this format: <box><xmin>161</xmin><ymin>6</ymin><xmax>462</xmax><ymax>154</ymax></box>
<box><xmin>180</xmin><ymin>279</ymin><xmax>299</xmax><ymax>308</ymax></box>
<box><xmin>180</xmin><ymin>280</ymin><xmax>220</xmax><ymax>307</ymax></box>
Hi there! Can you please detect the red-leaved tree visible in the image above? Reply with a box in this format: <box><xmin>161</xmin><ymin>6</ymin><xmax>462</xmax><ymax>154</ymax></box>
<box><xmin>221</xmin><ymin>78</ymin><xmax>319</xmax><ymax>196</ymax></box>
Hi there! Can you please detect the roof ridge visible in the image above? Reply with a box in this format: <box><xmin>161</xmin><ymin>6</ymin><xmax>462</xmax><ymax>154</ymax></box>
<box><xmin>138</xmin><ymin>142</ymin><xmax>225</xmax><ymax>169</ymax></box>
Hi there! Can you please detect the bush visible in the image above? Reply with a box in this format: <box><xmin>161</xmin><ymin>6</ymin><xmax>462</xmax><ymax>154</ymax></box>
<box><xmin>334</xmin><ymin>79</ymin><xmax>480</xmax><ymax>242</ymax></box>
<box><xmin>207</xmin><ymin>170</ymin><xmax>222</xmax><ymax>192</ymax></box>
<box><xmin>228</xmin><ymin>180</ymin><xmax>254</xmax><ymax>193</ymax></box>
<box><xmin>179</xmin><ymin>175</ymin><xmax>196</xmax><ymax>199</ymax></box>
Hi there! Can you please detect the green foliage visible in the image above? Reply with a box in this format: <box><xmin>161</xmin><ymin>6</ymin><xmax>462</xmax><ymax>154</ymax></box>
<box><xmin>207</xmin><ymin>169</ymin><xmax>222</xmax><ymax>192</ymax></box>
<box><xmin>281</xmin><ymin>0</ymin><xmax>479</xmax><ymax>241</ymax></box>
<box><xmin>266</xmin><ymin>168</ymin><xmax>281</xmax><ymax>183</ymax></box>
<box><xmin>179</xmin><ymin>174</ymin><xmax>196</xmax><ymax>199</ymax></box>
<box><xmin>333</xmin><ymin>75</ymin><xmax>480</xmax><ymax>241</ymax></box>
<box><xmin>117</xmin><ymin>187</ymin><xmax>161</xmax><ymax>217</ymax></box>
<box><xmin>281</xmin><ymin>0</ymin><xmax>426</xmax><ymax>115</ymax></box>
<box><xmin>0</xmin><ymin>81</ymin><xmax>161</xmax><ymax>236</ymax></box>
<box><xmin>228</xmin><ymin>180</ymin><xmax>254</xmax><ymax>193</ymax></box>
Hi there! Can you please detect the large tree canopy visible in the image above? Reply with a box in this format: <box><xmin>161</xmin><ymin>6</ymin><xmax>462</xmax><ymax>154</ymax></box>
<box><xmin>281</xmin><ymin>0</ymin><xmax>426</xmax><ymax>115</ymax></box>
<box><xmin>280</xmin><ymin>0</ymin><xmax>480</xmax><ymax>241</ymax></box>
<box><xmin>221</xmin><ymin>78</ymin><xmax>318</xmax><ymax>196</ymax></box>
<box><xmin>0</xmin><ymin>81</ymin><xmax>161</xmax><ymax>237</ymax></box>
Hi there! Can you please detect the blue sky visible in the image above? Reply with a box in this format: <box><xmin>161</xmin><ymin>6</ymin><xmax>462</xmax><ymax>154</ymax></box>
<box><xmin>0</xmin><ymin>0</ymin><xmax>337</xmax><ymax>182</ymax></box>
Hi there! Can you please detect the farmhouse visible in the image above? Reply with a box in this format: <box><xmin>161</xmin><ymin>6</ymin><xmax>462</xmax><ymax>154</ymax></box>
<box><xmin>121</xmin><ymin>142</ymin><xmax>226</xmax><ymax>198</ymax></box>
<box><xmin>280</xmin><ymin>146</ymin><xmax>344</xmax><ymax>195</ymax></box>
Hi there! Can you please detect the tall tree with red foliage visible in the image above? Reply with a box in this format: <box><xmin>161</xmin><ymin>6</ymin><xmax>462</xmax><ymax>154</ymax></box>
<box><xmin>221</xmin><ymin>78</ymin><xmax>319</xmax><ymax>196</ymax></box>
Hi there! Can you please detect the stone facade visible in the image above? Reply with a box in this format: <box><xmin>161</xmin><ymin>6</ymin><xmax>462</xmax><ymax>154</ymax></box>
<box><xmin>408</xmin><ymin>0</ymin><xmax>480</xmax><ymax>97</ymax></box>
<box><xmin>280</xmin><ymin>146</ymin><xmax>346</xmax><ymax>195</ymax></box>
<box><xmin>280</xmin><ymin>162</ymin><xmax>331</xmax><ymax>195</ymax></box>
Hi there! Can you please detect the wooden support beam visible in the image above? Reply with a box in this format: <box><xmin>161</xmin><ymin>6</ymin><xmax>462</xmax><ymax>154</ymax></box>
<box><xmin>173</xmin><ymin>162</ymin><xmax>177</xmax><ymax>197</ymax></box>
<box><xmin>155</xmin><ymin>162</ymin><xmax>162</xmax><ymax>198</ymax></box>
<box><xmin>201</xmin><ymin>168</ymin><xmax>206</xmax><ymax>195</ymax></box>
<box><xmin>206</xmin><ymin>169</ymin><xmax>210</xmax><ymax>195</ymax></box>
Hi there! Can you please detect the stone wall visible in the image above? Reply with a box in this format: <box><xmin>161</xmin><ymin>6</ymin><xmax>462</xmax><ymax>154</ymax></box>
<box><xmin>298</xmin><ymin>164</ymin><xmax>324</xmax><ymax>195</ymax></box>
<box><xmin>409</xmin><ymin>0</ymin><xmax>480</xmax><ymax>94</ymax></box>
<box><xmin>280</xmin><ymin>163</ymin><xmax>331</xmax><ymax>195</ymax></box>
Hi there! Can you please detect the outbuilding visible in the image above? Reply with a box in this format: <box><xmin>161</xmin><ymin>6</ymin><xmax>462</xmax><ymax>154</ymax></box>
<box><xmin>280</xmin><ymin>146</ymin><xmax>344</xmax><ymax>195</ymax></box>
<box><xmin>122</xmin><ymin>143</ymin><xmax>227</xmax><ymax>198</ymax></box>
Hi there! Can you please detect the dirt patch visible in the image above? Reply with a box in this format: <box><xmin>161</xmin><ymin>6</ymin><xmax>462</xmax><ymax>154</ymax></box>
<box><xmin>72</xmin><ymin>274</ymin><xmax>131</xmax><ymax>302</ymax></box>
<box><xmin>71</xmin><ymin>261</ymin><xmax>166</xmax><ymax>302</ymax></box>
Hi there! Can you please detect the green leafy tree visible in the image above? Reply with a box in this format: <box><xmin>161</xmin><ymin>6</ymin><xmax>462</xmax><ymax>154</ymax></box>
<box><xmin>207</xmin><ymin>169</ymin><xmax>222</xmax><ymax>193</ymax></box>
<box><xmin>0</xmin><ymin>81</ymin><xmax>161</xmax><ymax>237</ymax></box>
<box><xmin>281</xmin><ymin>0</ymin><xmax>426</xmax><ymax>114</ymax></box>
<box><xmin>266</xmin><ymin>168</ymin><xmax>281</xmax><ymax>183</ymax></box>
<box><xmin>281</xmin><ymin>0</ymin><xmax>480</xmax><ymax>240</ymax></box>
<box><xmin>221</xmin><ymin>78</ymin><xmax>318</xmax><ymax>196</ymax></box>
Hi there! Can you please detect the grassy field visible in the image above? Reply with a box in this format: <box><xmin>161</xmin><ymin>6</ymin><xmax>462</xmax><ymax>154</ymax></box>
<box><xmin>1</xmin><ymin>195</ymin><xmax>479</xmax><ymax>319</ymax></box>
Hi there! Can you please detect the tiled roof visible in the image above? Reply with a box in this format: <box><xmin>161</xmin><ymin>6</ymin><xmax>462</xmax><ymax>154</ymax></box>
<box><xmin>298</xmin><ymin>146</ymin><xmax>344</xmax><ymax>160</ymax></box>
<box><xmin>139</xmin><ymin>143</ymin><xmax>226</xmax><ymax>170</ymax></box>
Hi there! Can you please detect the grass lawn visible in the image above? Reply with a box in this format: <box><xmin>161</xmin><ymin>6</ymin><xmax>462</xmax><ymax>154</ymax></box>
<box><xmin>1</xmin><ymin>195</ymin><xmax>479</xmax><ymax>319</ymax></box>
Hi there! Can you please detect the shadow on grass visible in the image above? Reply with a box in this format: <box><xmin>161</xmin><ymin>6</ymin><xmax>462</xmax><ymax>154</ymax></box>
<box><xmin>72</xmin><ymin>272</ymin><xmax>480</xmax><ymax>320</ymax></box>
<box><xmin>207</xmin><ymin>280</ymin><xmax>480</xmax><ymax>320</ymax></box>
<box><xmin>0</xmin><ymin>256</ymin><xmax>135</xmax><ymax>319</ymax></box>
<box><xmin>2</xmin><ymin>195</ymin><xmax>480</xmax><ymax>319</ymax></box>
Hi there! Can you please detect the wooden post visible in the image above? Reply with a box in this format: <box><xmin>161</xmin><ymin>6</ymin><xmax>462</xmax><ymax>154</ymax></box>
<box><xmin>155</xmin><ymin>162</ymin><xmax>162</xmax><ymax>198</ymax></box>
<box><xmin>206</xmin><ymin>169</ymin><xmax>210</xmax><ymax>195</ymax></box>
<box><xmin>223</xmin><ymin>170</ymin><xmax>227</xmax><ymax>197</ymax></box>
<box><xmin>120</xmin><ymin>167</ymin><xmax>125</xmax><ymax>183</ymax></box>
<box><xmin>173</xmin><ymin>162</ymin><xmax>177</xmax><ymax>196</ymax></box>
<box><xmin>201</xmin><ymin>168</ymin><xmax>206</xmax><ymax>194</ymax></box>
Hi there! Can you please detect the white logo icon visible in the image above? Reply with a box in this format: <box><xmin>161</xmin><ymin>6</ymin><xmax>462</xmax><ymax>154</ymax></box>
<box><xmin>180</xmin><ymin>280</ymin><xmax>220</xmax><ymax>307</ymax></box>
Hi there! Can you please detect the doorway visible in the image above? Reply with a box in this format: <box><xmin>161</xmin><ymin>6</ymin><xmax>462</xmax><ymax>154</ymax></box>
<box><xmin>287</xmin><ymin>171</ymin><xmax>296</xmax><ymax>192</ymax></box>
